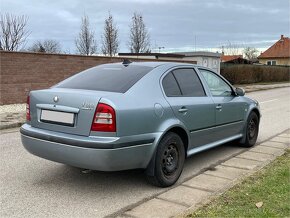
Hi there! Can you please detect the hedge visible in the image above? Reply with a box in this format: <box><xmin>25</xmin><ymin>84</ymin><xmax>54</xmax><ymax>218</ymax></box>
<box><xmin>220</xmin><ymin>64</ymin><xmax>290</xmax><ymax>84</ymax></box>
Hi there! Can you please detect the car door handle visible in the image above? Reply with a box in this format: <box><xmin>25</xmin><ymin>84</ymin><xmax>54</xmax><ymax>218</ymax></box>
<box><xmin>216</xmin><ymin>104</ymin><xmax>222</xmax><ymax>110</ymax></box>
<box><xmin>178</xmin><ymin>107</ymin><xmax>188</xmax><ymax>113</ymax></box>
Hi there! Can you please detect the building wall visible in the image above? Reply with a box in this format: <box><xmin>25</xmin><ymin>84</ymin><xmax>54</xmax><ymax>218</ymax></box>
<box><xmin>0</xmin><ymin>51</ymin><xmax>196</xmax><ymax>105</ymax></box>
<box><xmin>118</xmin><ymin>55</ymin><xmax>221</xmax><ymax>73</ymax></box>
<box><xmin>182</xmin><ymin>56</ymin><xmax>220</xmax><ymax>73</ymax></box>
<box><xmin>259</xmin><ymin>58</ymin><xmax>290</xmax><ymax>66</ymax></box>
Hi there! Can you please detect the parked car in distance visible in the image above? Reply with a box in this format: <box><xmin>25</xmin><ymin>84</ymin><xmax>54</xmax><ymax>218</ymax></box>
<box><xmin>20</xmin><ymin>61</ymin><xmax>260</xmax><ymax>187</ymax></box>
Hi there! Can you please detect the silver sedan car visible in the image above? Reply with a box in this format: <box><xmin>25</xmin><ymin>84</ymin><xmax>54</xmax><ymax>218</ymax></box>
<box><xmin>21</xmin><ymin>61</ymin><xmax>260</xmax><ymax>187</ymax></box>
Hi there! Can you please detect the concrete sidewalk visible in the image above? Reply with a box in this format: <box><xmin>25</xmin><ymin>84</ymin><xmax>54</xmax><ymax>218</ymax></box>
<box><xmin>0</xmin><ymin>104</ymin><xmax>25</xmax><ymax>130</ymax></box>
<box><xmin>117</xmin><ymin>130</ymin><xmax>289</xmax><ymax>218</ymax></box>
<box><xmin>238</xmin><ymin>82</ymin><xmax>290</xmax><ymax>93</ymax></box>
<box><xmin>0</xmin><ymin>82</ymin><xmax>289</xmax><ymax>131</ymax></box>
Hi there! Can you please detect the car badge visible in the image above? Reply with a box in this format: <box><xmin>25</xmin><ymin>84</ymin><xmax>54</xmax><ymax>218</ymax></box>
<box><xmin>82</xmin><ymin>102</ymin><xmax>94</xmax><ymax>110</ymax></box>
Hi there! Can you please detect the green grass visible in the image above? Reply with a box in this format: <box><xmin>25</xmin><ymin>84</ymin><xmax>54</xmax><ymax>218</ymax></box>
<box><xmin>188</xmin><ymin>150</ymin><xmax>290</xmax><ymax>218</ymax></box>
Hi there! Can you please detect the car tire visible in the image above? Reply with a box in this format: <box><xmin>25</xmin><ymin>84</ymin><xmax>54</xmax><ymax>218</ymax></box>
<box><xmin>240</xmin><ymin>112</ymin><xmax>259</xmax><ymax>147</ymax></box>
<box><xmin>146</xmin><ymin>132</ymin><xmax>185</xmax><ymax>187</ymax></box>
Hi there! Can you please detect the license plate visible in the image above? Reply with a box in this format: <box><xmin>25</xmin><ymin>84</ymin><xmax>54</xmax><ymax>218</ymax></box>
<box><xmin>41</xmin><ymin>110</ymin><xmax>75</xmax><ymax>126</ymax></box>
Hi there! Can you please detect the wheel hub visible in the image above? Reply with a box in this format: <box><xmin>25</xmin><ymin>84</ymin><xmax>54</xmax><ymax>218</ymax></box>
<box><xmin>162</xmin><ymin>144</ymin><xmax>178</xmax><ymax>175</ymax></box>
<box><xmin>248</xmin><ymin>119</ymin><xmax>256</xmax><ymax>139</ymax></box>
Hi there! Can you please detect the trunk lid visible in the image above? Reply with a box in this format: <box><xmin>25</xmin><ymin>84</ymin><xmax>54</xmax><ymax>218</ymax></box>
<box><xmin>30</xmin><ymin>88</ymin><xmax>115</xmax><ymax>136</ymax></box>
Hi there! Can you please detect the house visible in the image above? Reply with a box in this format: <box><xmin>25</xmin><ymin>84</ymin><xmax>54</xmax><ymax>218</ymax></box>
<box><xmin>173</xmin><ymin>51</ymin><xmax>221</xmax><ymax>73</ymax></box>
<box><xmin>119</xmin><ymin>51</ymin><xmax>222</xmax><ymax>73</ymax></box>
<box><xmin>118</xmin><ymin>52</ymin><xmax>186</xmax><ymax>61</ymax></box>
<box><xmin>258</xmin><ymin>35</ymin><xmax>290</xmax><ymax>66</ymax></box>
<box><xmin>221</xmin><ymin>54</ymin><xmax>252</xmax><ymax>64</ymax></box>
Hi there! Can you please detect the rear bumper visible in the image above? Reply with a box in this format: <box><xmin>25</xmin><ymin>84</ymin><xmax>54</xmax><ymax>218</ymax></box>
<box><xmin>20</xmin><ymin>124</ymin><xmax>159</xmax><ymax>171</ymax></box>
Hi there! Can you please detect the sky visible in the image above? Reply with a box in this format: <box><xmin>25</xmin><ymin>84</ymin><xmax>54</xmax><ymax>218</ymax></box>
<box><xmin>1</xmin><ymin>0</ymin><xmax>289</xmax><ymax>54</ymax></box>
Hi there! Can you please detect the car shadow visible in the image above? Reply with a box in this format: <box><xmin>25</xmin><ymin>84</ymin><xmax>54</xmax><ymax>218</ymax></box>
<box><xmin>32</xmin><ymin>141</ymin><xmax>245</xmax><ymax>191</ymax></box>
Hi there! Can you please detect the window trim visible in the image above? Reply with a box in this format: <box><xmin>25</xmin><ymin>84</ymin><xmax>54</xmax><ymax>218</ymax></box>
<box><xmin>198</xmin><ymin>68</ymin><xmax>235</xmax><ymax>97</ymax></box>
<box><xmin>161</xmin><ymin>67</ymin><xmax>207</xmax><ymax>97</ymax></box>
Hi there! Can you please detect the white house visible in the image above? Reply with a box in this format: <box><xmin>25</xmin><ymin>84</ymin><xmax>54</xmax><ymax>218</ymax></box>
<box><xmin>173</xmin><ymin>51</ymin><xmax>221</xmax><ymax>73</ymax></box>
<box><xmin>118</xmin><ymin>51</ymin><xmax>222</xmax><ymax>73</ymax></box>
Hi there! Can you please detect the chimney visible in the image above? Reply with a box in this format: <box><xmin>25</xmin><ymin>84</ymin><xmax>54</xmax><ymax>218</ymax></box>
<box><xmin>281</xmin><ymin>35</ymin><xmax>284</xmax><ymax>40</ymax></box>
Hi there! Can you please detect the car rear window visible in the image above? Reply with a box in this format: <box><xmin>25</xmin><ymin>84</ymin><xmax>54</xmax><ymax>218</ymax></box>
<box><xmin>55</xmin><ymin>64</ymin><xmax>153</xmax><ymax>93</ymax></box>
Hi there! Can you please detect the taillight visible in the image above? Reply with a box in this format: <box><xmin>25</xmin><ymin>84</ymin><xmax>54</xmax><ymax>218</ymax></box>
<box><xmin>26</xmin><ymin>95</ymin><xmax>31</xmax><ymax>121</ymax></box>
<box><xmin>91</xmin><ymin>103</ymin><xmax>116</xmax><ymax>132</ymax></box>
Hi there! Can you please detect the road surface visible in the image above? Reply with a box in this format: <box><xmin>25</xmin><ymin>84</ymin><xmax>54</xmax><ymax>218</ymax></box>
<box><xmin>1</xmin><ymin>87</ymin><xmax>289</xmax><ymax>217</ymax></box>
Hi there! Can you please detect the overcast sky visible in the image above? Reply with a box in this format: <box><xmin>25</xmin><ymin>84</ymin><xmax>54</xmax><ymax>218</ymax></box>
<box><xmin>1</xmin><ymin>0</ymin><xmax>289</xmax><ymax>53</ymax></box>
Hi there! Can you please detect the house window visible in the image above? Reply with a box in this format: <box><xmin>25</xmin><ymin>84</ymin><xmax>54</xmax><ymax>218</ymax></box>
<box><xmin>203</xmin><ymin>58</ymin><xmax>208</xmax><ymax>67</ymax></box>
<box><xmin>267</xmin><ymin>60</ymin><xmax>277</xmax><ymax>65</ymax></box>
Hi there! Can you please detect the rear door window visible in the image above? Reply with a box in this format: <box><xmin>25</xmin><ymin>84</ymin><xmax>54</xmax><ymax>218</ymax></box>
<box><xmin>172</xmin><ymin>69</ymin><xmax>206</xmax><ymax>97</ymax></box>
<box><xmin>56</xmin><ymin>64</ymin><xmax>153</xmax><ymax>93</ymax></box>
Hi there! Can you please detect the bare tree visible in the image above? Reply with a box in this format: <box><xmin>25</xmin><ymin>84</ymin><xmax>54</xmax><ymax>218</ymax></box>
<box><xmin>128</xmin><ymin>12</ymin><xmax>150</xmax><ymax>53</ymax></box>
<box><xmin>75</xmin><ymin>15</ymin><xmax>97</xmax><ymax>55</ymax></box>
<box><xmin>0</xmin><ymin>13</ymin><xmax>30</xmax><ymax>51</ymax></box>
<box><xmin>28</xmin><ymin>39</ymin><xmax>62</xmax><ymax>53</ymax></box>
<box><xmin>220</xmin><ymin>41</ymin><xmax>241</xmax><ymax>55</ymax></box>
<box><xmin>101</xmin><ymin>12</ymin><xmax>119</xmax><ymax>56</ymax></box>
<box><xmin>243</xmin><ymin>47</ymin><xmax>259</xmax><ymax>60</ymax></box>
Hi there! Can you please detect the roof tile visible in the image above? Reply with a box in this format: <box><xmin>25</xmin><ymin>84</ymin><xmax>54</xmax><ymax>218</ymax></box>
<box><xmin>258</xmin><ymin>35</ymin><xmax>290</xmax><ymax>58</ymax></box>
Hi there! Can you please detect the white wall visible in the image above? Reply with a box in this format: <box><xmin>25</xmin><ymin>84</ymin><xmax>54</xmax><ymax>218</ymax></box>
<box><xmin>182</xmin><ymin>56</ymin><xmax>220</xmax><ymax>74</ymax></box>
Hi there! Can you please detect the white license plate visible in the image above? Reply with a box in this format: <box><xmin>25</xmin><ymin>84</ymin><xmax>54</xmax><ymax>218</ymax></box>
<box><xmin>41</xmin><ymin>110</ymin><xmax>75</xmax><ymax>126</ymax></box>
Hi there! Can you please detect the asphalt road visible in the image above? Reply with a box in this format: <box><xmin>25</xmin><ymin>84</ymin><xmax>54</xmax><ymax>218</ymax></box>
<box><xmin>1</xmin><ymin>87</ymin><xmax>289</xmax><ymax>218</ymax></box>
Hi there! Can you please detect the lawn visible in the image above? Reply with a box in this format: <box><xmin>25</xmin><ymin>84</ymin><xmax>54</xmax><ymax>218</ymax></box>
<box><xmin>188</xmin><ymin>150</ymin><xmax>290</xmax><ymax>218</ymax></box>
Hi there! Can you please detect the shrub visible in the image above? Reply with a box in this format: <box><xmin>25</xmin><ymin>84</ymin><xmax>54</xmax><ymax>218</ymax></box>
<box><xmin>221</xmin><ymin>64</ymin><xmax>290</xmax><ymax>84</ymax></box>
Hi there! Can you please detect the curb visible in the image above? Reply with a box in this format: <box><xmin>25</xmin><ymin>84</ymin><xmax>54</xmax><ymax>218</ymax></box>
<box><xmin>0</xmin><ymin>122</ymin><xmax>23</xmax><ymax>130</ymax></box>
<box><xmin>244</xmin><ymin>84</ymin><xmax>290</xmax><ymax>93</ymax></box>
<box><xmin>115</xmin><ymin>130</ymin><xmax>289</xmax><ymax>218</ymax></box>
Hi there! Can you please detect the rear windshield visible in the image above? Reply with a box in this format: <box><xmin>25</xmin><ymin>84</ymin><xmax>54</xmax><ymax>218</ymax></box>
<box><xmin>55</xmin><ymin>64</ymin><xmax>153</xmax><ymax>93</ymax></box>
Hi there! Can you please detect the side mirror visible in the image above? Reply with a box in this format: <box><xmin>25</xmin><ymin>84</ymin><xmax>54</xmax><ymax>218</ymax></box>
<box><xmin>236</xmin><ymin>88</ymin><xmax>245</xmax><ymax>96</ymax></box>
<box><xmin>235</xmin><ymin>87</ymin><xmax>245</xmax><ymax>96</ymax></box>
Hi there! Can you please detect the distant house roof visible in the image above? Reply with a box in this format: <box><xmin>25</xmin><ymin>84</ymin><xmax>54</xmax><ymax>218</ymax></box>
<box><xmin>258</xmin><ymin>35</ymin><xmax>290</xmax><ymax>59</ymax></box>
<box><xmin>173</xmin><ymin>51</ymin><xmax>222</xmax><ymax>58</ymax></box>
<box><xmin>221</xmin><ymin>55</ymin><xmax>252</xmax><ymax>64</ymax></box>
<box><xmin>221</xmin><ymin>55</ymin><xmax>243</xmax><ymax>62</ymax></box>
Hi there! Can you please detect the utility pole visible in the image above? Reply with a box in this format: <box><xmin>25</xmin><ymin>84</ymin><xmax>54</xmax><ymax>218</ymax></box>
<box><xmin>158</xmin><ymin>46</ymin><xmax>165</xmax><ymax>53</ymax></box>
<box><xmin>194</xmin><ymin>35</ymin><xmax>197</xmax><ymax>51</ymax></box>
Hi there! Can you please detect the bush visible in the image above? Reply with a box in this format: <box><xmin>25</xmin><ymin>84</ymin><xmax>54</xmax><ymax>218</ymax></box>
<box><xmin>221</xmin><ymin>64</ymin><xmax>290</xmax><ymax>84</ymax></box>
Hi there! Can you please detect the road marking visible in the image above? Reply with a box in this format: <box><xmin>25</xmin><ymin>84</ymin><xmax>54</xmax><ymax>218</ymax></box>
<box><xmin>260</xmin><ymin>99</ymin><xmax>279</xmax><ymax>104</ymax></box>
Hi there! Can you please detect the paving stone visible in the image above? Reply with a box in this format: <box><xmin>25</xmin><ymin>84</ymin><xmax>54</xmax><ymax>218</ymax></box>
<box><xmin>124</xmin><ymin>198</ymin><xmax>186</xmax><ymax>218</ymax></box>
<box><xmin>222</xmin><ymin>157</ymin><xmax>261</xmax><ymax>170</ymax></box>
<box><xmin>285</xmin><ymin>129</ymin><xmax>290</xmax><ymax>134</ymax></box>
<box><xmin>270</xmin><ymin>136</ymin><xmax>290</xmax><ymax>144</ymax></box>
<box><xmin>158</xmin><ymin>185</ymin><xmax>210</xmax><ymax>207</ymax></box>
<box><xmin>116</xmin><ymin>215</ymin><xmax>133</xmax><ymax>218</ymax></box>
<box><xmin>278</xmin><ymin>133</ymin><xmax>290</xmax><ymax>138</ymax></box>
<box><xmin>260</xmin><ymin>141</ymin><xmax>288</xmax><ymax>149</ymax></box>
<box><xmin>204</xmin><ymin>165</ymin><xmax>249</xmax><ymax>180</ymax></box>
<box><xmin>250</xmin><ymin>146</ymin><xmax>285</xmax><ymax>155</ymax></box>
<box><xmin>183</xmin><ymin>174</ymin><xmax>230</xmax><ymax>192</ymax></box>
<box><xmin>237</xmin><ymin>151</ymin><xmax>275</xmax><ymax>162</ymax></box>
